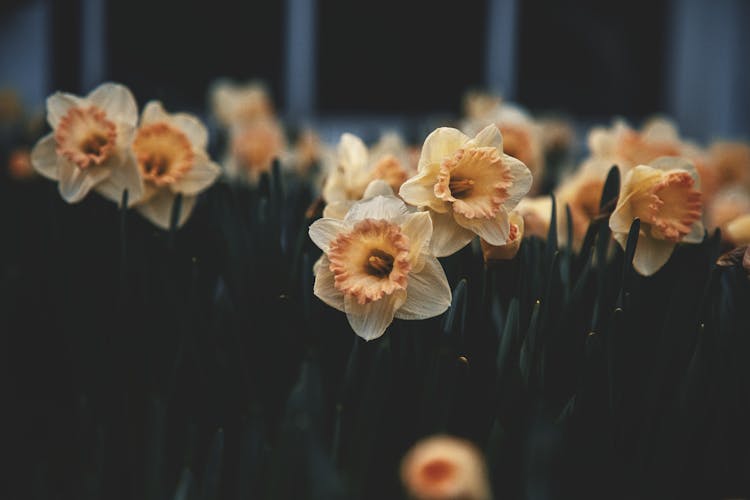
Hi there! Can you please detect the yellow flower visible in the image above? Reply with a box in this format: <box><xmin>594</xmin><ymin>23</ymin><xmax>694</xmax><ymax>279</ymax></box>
<box><xmin>399</xmin><ymin>124</ymin><xmax>532</xmax><ymax>257</ymax></box>
<box><xmin>309</xmin><ymin>194</ymin><xmax>451</xmax><ymax>341</ymax></box>
<box><xmin>132</xmin><ymin>101</ymin><xmax>221</xmax><ymax>229</ymax></box>
<box><xmin>400</xmin><ymin>435</ymin><xmax>491</xmax><ymax>500</ymax></box>
<box><xmin>210</xmin><ymin>79</ymin><xmax>274</xmax><ymax>127</ymax></box>
<box><xmin>31</xmin><ymin>83</ymin><xmax>143</xmax><ymax>205</ymax></box>
<box><xmin>610</xmin><ymin>157</ymin><xmax>704</xmax><ymax>276</ymax></box>
<box><xmin>322</xmin><ymin>132</ymin><xmax>409</xmax><ymax>203</ymax></box>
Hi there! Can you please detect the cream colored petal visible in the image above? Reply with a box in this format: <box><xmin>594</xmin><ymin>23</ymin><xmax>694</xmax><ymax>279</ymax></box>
<box><xmin>397</xmin><ymin>211</ymin><xmax>433</xmax><ymax>270</ymax></box>
<box><xmin>171</xmin><ymin>154</ymin><xmax>221</xmax><ymax>195</ymax></box>
<box><xmin>93</xmin><ymin>152</ymin><xmax>144</xmax><ymax>206</ymax></box>
<box><xmin>469</xmin><ymin>123</ymin><xmax>503</xmax><ymax>151</ymax></box>
<box><xmin>87</xmin><ymin>83</ymin><xmax>138</xmax><ymax>126</ymax></box>
<box><xmin>502</xmin><ymin>154</ymin><xmax>533</xmax><ymax>210</ymax></box>
<box><xmin>395</xmin><ymin>256</ymin><xmax>451</xmax><ymax>320</ymax></box>
<box><xmin>115</xmin><ymin>123</ymin><xmax>136</xmax><ymax>151</ymax></box>
<box><xmin>642</xmin><ymin>117</ymin><xmax>679</xmax><ymax>143</ymax></box>
<box><xmin>58</xmin><ymin>161</ymin><xmax>112</xmax><ymax>204</ymax></box>
<box><xmin>344</xmin><ymin>195</ymin><xmax>410</xmax><ymax>222</ymax></box>
<box><xmin>313</xmin><ymin>256</ymin><xmax>345</xmax><ymax>312</ymax></box>
<box><xmin>135</xmin><ymin>189</ymin><xmax>197</xmax><ymax>229</ymax></box>
<box><xmin>171</xmin><ymin>113</ymin><xmax>209</xmax><ymax>150</ymax></box>
<box><xmin>323</xmin><ymin>201</ymin><xmax>354</xmax><ymax>220</ymax></box>
<box><xmin>322</xmin><ymin>171</ymin><xmax>348</xmax><ymax>203</ymax></box>
<box><xmin>362</xmin><ymin>179</ymin><xmax>394</xmax><ymax>199</ymax></box>
<box><xmin>726</xmin><ymin>214</ymin><xmax>750</xmax><ymax>245</ymax></box>
<box><xmin>309</xmin><ymin>218</ymin><xmax>349</xmax><ymax>252</ymax></box>
<box><xmin>30</xmin><ymin>133</ymin><xmax>59</xmax><ymax>180</ymax></box>
<box><xmin>398</xmin><ymin>164</ymin><xmax>448</xmax><ymax>213</ymax></box>
<box><xmin>141</xmin><ymin>100</ymin><xmax>169</xmax><ymax>125</ymax></box>
<box><xmin>682</xmin><ymin>220</ymin><xmax>705</xmax><ymax>244</ymax></box>
<box><xmin>650</xmin><ymin>156</ymin><xmax>700</xmax><ymax>185</ymax></box>
<box><xmin>46</xmin><ymin>92</ymin><xmax>83</xmax><ymax>129</ymax></box>
<box><xmin>338</xmin><ymin>133</ymin><xmax>368</xmax><ymax>171</ymax></box>
<box><xmin>633</xmin><ymin>235</ymin><xmax>675</xmax><ymax>276</ymax></box>
<box><xmin>429</xmin><ymin>210</ymin><xmax>476</xmax><ymax>257</ymax></box>
<box><xmin>455</xmin><ymin>209</ymin><xmax>510</xmax><ymax>246</ymax></box>
<box><xmin>344</xmin><ymin>290</ymin><xmax>406</xmax><ymax>341</ymax></box>
<box><xmin>418</xmin><ymin>127</ymin><xmax>469</xmax><ymax>172</ymax></box>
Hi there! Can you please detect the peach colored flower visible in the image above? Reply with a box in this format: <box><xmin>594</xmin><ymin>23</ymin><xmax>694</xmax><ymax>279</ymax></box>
<box><xmin>210</xmin><ymin>80</ymin><xmax>274</xmax><ymax>127</ymax></box>
<box><xmin>399</xmin><ymin>124</ymin><xmax>532</xmax><ymax>257</ymax></box>
<box><xmin>132</xmin><ymin>101</ymin><xmax>220</xmax><ymax>229</ymax></box>
<box><xmin>226</xmin><ymin>119</ymin><xmax>285</xmax><ymax>181</ymax></box>
<box><xmin>309</xmin><ymin>194</ymin><xmax>451</xmax><ymax>341</ymax></box>
<box><xmin>31</xmin><ymin>83</ymin><xmax>143</xmax><ymax>205</ymax></box>
<box><xmin>707</xmin><ymin>187</ymin><xmax>750</xmax><ymax>230</ymax></box>
<box><xmin>401</xmin><ymin>435</ymin><xmax>491</xmax><ymax>500</ymax></box>
<box><xmin>610</xmin><ymin>157</ymin><xmax>704</xmax><ymax>276</ymax></box>
<box><xmin>481</xmin><ymin>211</ymin><xmax>524</xmax><ymax>261</ymax></box>
<box><xmin>707</xmin><ymin>141</ymin><xmax>750</xmax><ymax>191</ymax></box>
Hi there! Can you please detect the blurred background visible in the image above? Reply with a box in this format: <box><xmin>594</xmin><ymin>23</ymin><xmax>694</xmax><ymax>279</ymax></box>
<box><xmin>1</xmin><ymin>0</ymin><xmax>749</xmax><ymax>144</ymax></box>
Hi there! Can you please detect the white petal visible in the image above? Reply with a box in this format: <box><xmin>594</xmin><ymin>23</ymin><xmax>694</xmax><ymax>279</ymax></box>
<box><xmin>46</xmin><ymin>92</ymin><xmax>82</xmax><ymax>129</ymax></box>
<box><xmin>93</xmin><ymin>153</ymin><xmax>144</xmax><ymax>206</ymax></box>
<box><xmin>135</xmin><ymin>189</ymin><xmax>197</xmax><ymax>230</ymax></box>
<box><xmin>30</xmin><ymin>134</ymin><xmax>59</xmax><ymax>180</ymax></box>
<box><xmin>171</xmin><ymin>154</ymin><xmax>221</xmax><ymax>195</ymax></box>
<box><xmin>455</xmin><ymin>209</ymin><xmax>510</xmax><ymax>246</ymax></box>
<box><xmin>171</xmin><ymin>113</ymin><xmax>209</xmax><ymax>150</ymax></box>
<box><xmin>58</xmin><ymin>161</ymin><xmax>112</xmax><ymax>203</ymax></box>
<box><xmin>395</xmin><ymin>257</ymin><xmax>451</xmax><ymax>320</ymax></box>
<box><xmin>502</xmin><ymin>154</ymin><xmax>533</xmax><ymax>210</ymax></box>
<box><xmin>398</xmin><ymin>164</ymin><xmax>448</xmax><ymax>213</ymax></box>
<box><xmin>418</xmin><ymin>127</ymin><xmax>469</xmax><ymax>172</ymax></box>
<box><xmin>344</xmin><ymin>195</ymin><xmax>410</xmax><ymax>222</ymax></box>
<box><xmin>338</xmin><ymin>133</ymin><xmax>368</xmax><ymax>171</ymax></box>
<box><xmin>470</xmin><ymin>123</ymin><xmax>503</xmax><ymax>150</ymax></box>
<box><xmin>313</xmin><ymin>256</ymin><xmax>345</xmax><ymax>312</ymax></box>
<box><xmin>344</xmin><ymin>290</ymin><xmax>406</xmax><ymax>341</ymax></box>
<box><xmin>141</xmin><ymin>101</ymin><xmax>169</xmax><ymax>125</ymax></box>
<box><xmin>682</xmin><ymin>220</ymin><xmax>705</xmax><ymax>244</ymax></box>
<box><xmin>633</xmin><ymin>236</ymin><xmax>675</xmax><ymax>276</ymax></box>
<box><xmin>87</xmin><ymin>83</ymin><xmax>138</xmax><ymax>126</ymax></box>
<box><xmin>309</xmin><ymin>218</ymin><xmax>349</xmax><ymax>252</ymax></box>
<box><xmin>397</xmin><ymin>211</ymin><xmax>433</xmax><ymax>270</ymax></box>
<box><xmin>429</xmin><ymin>210</ymin><xmax>476</xmax><ymax>257</ymax></box>
<box><xmin>362</xmin><ymin>179</ymin><xmax>394</xmax><ymax>199</ymax></box>
<box><xmin>323</xmin><ymin>201</ymin><xmax>354</xmax><ymax>220</ymax></box>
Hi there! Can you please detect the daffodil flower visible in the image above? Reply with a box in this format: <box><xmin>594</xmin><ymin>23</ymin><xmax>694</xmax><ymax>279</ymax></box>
<box><xmin>132</xmin><ymin>101</ymin><xmax>221</xmax><ymax>229</ymax></box>
<box><xmin>399</xmin><ymin>124</ymin><xmax>533</xmax><ymax>257</ymax></box>
<box><xmin>31</xmin><ymin>82</ymin><xmax>143</xmax><ymax>205</ymax></box>
<box><xmin>610</xmin><ymin>157</ymin><xmax>704</xmax><ymax>276</ymax></box>
<box><xmin>225</xmin><ymin>119</ymin><xmax>286</xmax><ymax>181</ymax></box>
<box><xmin>322</xmin><ymin>133</ymin><xmax>409</xmax><ymax>204</ymax></box>
<box><xmin>309</xmin><ymin>194</ymin><xmax>451</xmax><ymax>341</ymax></box>
<box><xmin>210</xmin><ymin>79</ymin><xmax>274</xmax><ymax>127</ymax></box>
<box><xmin>480</xmin><ymin>211</ymin><xmax>524</xmax><ymax>262</ymax></box>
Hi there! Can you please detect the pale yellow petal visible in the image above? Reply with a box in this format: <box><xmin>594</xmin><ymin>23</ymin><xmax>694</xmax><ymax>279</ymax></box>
<box><xmin>395</xmin><ymin>257</ymin><xmax>451</xmax><ymax>320</ymax></box>
<box><xmin>429</xmin><ymin>210</ymin><xmax>476</xmax><ymax>257</ymax></box>
<box><xmin>633</xmin><ymin>235</ymin><xmax>675</xmax><ymax>276</ymax></box>
<box><xmin>309</xmin><ymin>218</ymin><xmax>349</xmax><ymax>252</ymax></box>
<box><xmin>87</xmin><ymin>83</ymin><xmax>138</xmax><ymax>126</ymax></box>
<box><xmin>344</xmin><ymin>289</ymin><xmax>406</xmax><ymax>341</ymax></box>
<box><xmin>170</xmin><ymin>154</ymin><xmax>221</xmax><ymax>196</ymax></box>
<box><xmin>418</xmin><ymin>127</ymin><xmax>469</xmax><ymax>172</ymax></box>
<box><xmin>58</xmin><ymin>161</ymin><xmax>112</xmax><ymax>203</ymax></box>
<box><xmin>313</xmin><ymin>256</ymin><xmax>345</xmax><ymax>312</ymax></box>
<box><xmin>454</xmin><ymin>208</ymin><xmax>510</xmax><ymax>246</ymax></box>
<box><xmin>46</xmin><ymin>92</ymin><xmax>83</xmax><ymax>129</ymax></box>
<box><xmin>30</xmin><ymin>133</ymin><xmax>59</xmax><ymax>180</ymax></box>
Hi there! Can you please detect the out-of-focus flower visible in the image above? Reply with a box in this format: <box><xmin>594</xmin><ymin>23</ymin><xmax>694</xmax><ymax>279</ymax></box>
<box><xmin>309</xmin><ymin>194</ymin><xmax>451</xmax><ymax>341</ymax></box>
<box><xmin>210</xmin><ymin>80</ymin><xmax>274</xmax><ymax>127</ymax></box>
<box><xmin>400</xmin><ymin>435</ymin><xmax>491</xmax><ymax>500</ymax></box>
<box><xmin>225</xmin><ymin>119</ymin><xmax>285</xmax><ymax>181</ymax></box>
<box><xmin>481</xmin><ymin>211</ymin><xmax>524</xmax><ymax>261</ymax></box>
<box><xmin>707</xmin><ymin>187</ymin><xmax>750</xmax><ymax>230</ymax></box>
<box><xmin>706</xmin><ymin>141</ymin><xmax>750</xmax><ymax>191</ymax></box>
<box><xmin>725</xmin><ymin>214</ymin><xmax>750</xmax><ymax>246</ymax></box>
<box><xmin>0</xmin><ymin>89</ymin><xmax>23</xmax><ymax>123</ymax></box>
<box><xmin>31</xmin><ymin>82</ymin><xmax>143</xmax><ymax>205</ymax></box>
<box><xmin>539</xmin><ymin>116</ymin><xmax>576</xmax><ymax>155</ymax></box>
<box><xmin>323</xmin><ymin>179</ymin><xmax>393</xmax><ymax>220</ymax></box>
<box><xmin>322</xmin><ymin>132</ymin><xmax>409</xmax><ymax>204</ymax></box>
<box><xmin>399</xmin><ymin>124</ymin><xmax>532</xmax><ymax>257</ymax></box>
<box><xmin>555</xmin><ymin>165</ymin><xmax>606</xmax><ymax>247</ymax></box>
<box><xmin>515</xmin><ymin>195</ymin><xmax>553</xmax><ymax>240</ymax></box>
<box><xmin>462</xmin><ymin>90</ymin><xmax>502</xmax><ymax>122</ymax></box>
<box><xmin>610</xmin><ymin>157</ymin><xmax>704</xmax><ymax>276</ymax></box>
<box><xmin>8</xmin><ymin>148</ymin><xmax>36</xmax><ymax>181</ymax></box>
<box><xmin>293</xmin><ymin>128</ymin><xmax>323</xmax><ymax>175</ymax></box>
<box><xmin>132</xmin><ymin>101</ymin><xmax>220</xmax><ymax>229</ymax></box>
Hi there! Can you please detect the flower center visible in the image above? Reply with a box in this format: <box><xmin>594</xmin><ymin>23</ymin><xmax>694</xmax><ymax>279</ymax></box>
<box><xmin>435</xmin><ymin>147</ymin><xmax>513</xmax><ymax>219</ymax></box>
<box><xmin>631</xmin><ymin>171</ymin><xmax>702</xmax><ymax>242</ymax></box>
<box><xmin>328</xmin><ymin>219</ymin><xmax>411</xmax><ymax>304</ymax></box>
<box><xmin>55</xmin><ymin>106</ymin><xmax>116</xmax><ymax>169</ymax></box>
<box><xmin>421</xmin><ymin>458</ymin><xmax>456</xmax><ymax>484</ymax></box>
<box><xmin>133</xmin><ymin>122</ymin><xmax>194</xmax><ymax>187</ymax></box>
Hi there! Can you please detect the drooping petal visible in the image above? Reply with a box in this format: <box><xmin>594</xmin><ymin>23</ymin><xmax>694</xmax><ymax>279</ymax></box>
<box><xmin>344</xmin><ymin>194</ymin><xmax>410</xmax><ymax>222</ymax></box>
<box><xmin>93</xmin><ymin>153</ymin><xmax>145</xmax><ymax>206</ymax></box>
<box><xmin>87</xmin><ymin>83</ymin><xmax>138</xmax><ymax>126</ymax></box>
<box><xmin>46</xmin><ymin>92</ymin><xmax>83</xmax><ymax>129</ymax></box>
<box><xmin>135</xmin><ymin>189</ymin><xmax>197</xmax><ymax>229</ymax></box>
<box><xmin>30</xmin><ymin>133</ymin><xmax>60</xmax><ymax>180</ymax></box>
<box><xmin>395</xmin><ymin>257</ymin><xmax>451</xmax><ymax>320</ymax></box>
<box><xmin>338</xmin><ymin>133</ymin><xmax>368</xmax><ymax>171</ymax></box>
<box><xmin>397</xmin><ymin>211</ymin><xmax>433</xmax><ymax>270</ymax></box>
<box><xmin>313</xmin><ymin>256</ymin><xmax>345</xmax><ymax>312</ymax></box>
<box><xmin>501</xmin><ymin>155</ymin><xmax>533</xmax><ymax>210</ymax></box>
<box><xmin>171</xmin><ymin>113</ymin><xmax>209</xmax><ymax>150</ymax></box>
<box><xmin>309</xmin><ymin>218</ymin><xmax>350</xmax><ymax>252</ymax></box>
<box><xmin>429</xmin><ymin>210</ymin><xmax>476</xmax><ymax>257</ymax></box>
<box><xmin>418</xmin><ymin>127</ymin><xmax>469</xmax><ymax>172</ymax></box>
<box><xmin>170</xmin><ymin>154</ymin><xmax>221</xmax><ymax>195</ymax></box>
<box><xmin>344</xmin><ymin>289</ymin><xmax>406</xmax><ymax>341</ymax></box>
<box><xmin>58</xmin><ymin>161</ymin><xmax>112</xmax><ymax>203</ymax></box>
<box><xmin>454</xmin><ymin>209</ymin><xmax>510</xmax><ymax>246</ymax></box>
<box><xmin>470</xmin><ymin>123</ymin><xmax>503</xmax><ymax>151</ymax></box>
<box><xmin>632</xmin><ymin>234</ymin><xmax>676</xmax><ymax>276</ymax></box>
